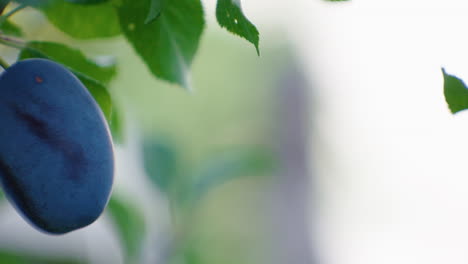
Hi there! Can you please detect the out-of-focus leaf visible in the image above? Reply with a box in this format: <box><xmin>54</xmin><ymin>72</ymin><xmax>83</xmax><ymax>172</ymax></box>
<box><xmin>41</xmin><ymin>0</ymin><xmax>120</xmax><ymax>39</ymax></box>
<box><xmin>0</xmin><ymin>252</ymin><xmax>22</xmax><ymax>264</ymax></box>
<box><xmin>65</xmin><ymin>0</ymin><xmax>108</xmax><ymax>4</ymax></box>
<box><xmin>19</xmin><ymin>41</ymin><xmax>117</xmax><ymax>84</ymax></box>
<box><xmin>116</xmin><ymin>0</ymin><xmax>204</xmax><ymax>89</ymax></box>
<box><xmin>107</xmin><ymin>195</ymin><xmax>146</xmax><ymax>264</ymax></box>
<box><xmin>142</xmin><ymin>139</ymin><xmax>177</xmax><ymax>193</ymax></box>
<box><xmin>0</xmin><ymin>20</ymin><xmax>23</xmax><ymax>36</ymax></box>
<box><xmin>11</xmin><ymin>0</ymin><xmax>52</xmax><ymax>7</ymax></box>
<box><xmin>75</xmin><ymin>73</ymin><xmax>113</xmax><ymax>122</ymax></box>
<box><xmin>0</xmin><ymin>1</ymin><xmax>8</xmax><ymax>12</ymax></box>
<box><xmin>18</xmin><ymin>42</ymin><xmax>114</xmax><ymax>122</ymax></box>
<box><xmin>30</xmin><ymin>258</ymin><xmax>86</xmax><ymax>264</ymax></box>
<box><xmin>145</xmin><ymin>0</ymin><xmax>163</xmax><ymax>24</ymax></box>
<box><xmin>181</xmin><ymin>245</ymin><xmax>203</xmax><ymax>264</ymax></box>
<box><xmin>216</xmin><ymin>0</ymin><xmax>259</xmax><ymax>55</ymax></box>
<box><xmin>0</xmin><ymin>251</ymin><xmax>85</xmax><ymax>264</ymax></box>
<box><xmin>180</xmin><ymin>149</ymin><xmax>275</xmax><ymax>206</ymax></box>
<box><xmin>442</xmin><ymin>68</ymin><xmax>468</xmax><ymax>114</ymax></box>
<box><xmin>110</xmin><ymin>106</ymin><xmax>124</xmax><ymax>144</ymax></box>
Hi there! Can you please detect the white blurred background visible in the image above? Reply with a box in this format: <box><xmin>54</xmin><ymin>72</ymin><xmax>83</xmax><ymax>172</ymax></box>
<box><xmin>207</xmin><ymin>0</ymin><xmax>468</xmax><ymax>263</ymax></box>
<box><xmin>288</xmin><ymin>1</ymin><xmax>468</xmax><ymax>264</ymax></box>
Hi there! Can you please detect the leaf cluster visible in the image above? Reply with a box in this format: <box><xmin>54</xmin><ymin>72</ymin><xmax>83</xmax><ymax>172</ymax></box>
<box><xmin>0</xmin><ymin>0</ymin><xmax>265</xmax><ymax>142</ymax></box>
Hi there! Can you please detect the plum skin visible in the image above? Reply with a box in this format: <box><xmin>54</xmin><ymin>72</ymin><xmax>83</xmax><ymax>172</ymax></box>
<box><xmin>0</xmin><ymin>58</ymin><xmax>114</xmax><ymax>234</ymax></box>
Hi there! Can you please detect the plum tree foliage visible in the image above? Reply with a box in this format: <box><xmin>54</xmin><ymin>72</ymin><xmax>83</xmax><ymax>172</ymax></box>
<box><xmin>0</xmin><ymin>0</ymin><xmax>346</xmax><ymax>262</ymax></box>
<box><xmin>0</xmin><ymin>0</ymin><xmax>271</xmax><ymax>241</ymax></box>
<box><xmin>0</xmin><ymin>0</ymin><xmax>264</xmax><ymax>235</ymax></box>
<box><xmin>0</xmin><ymin>0</ymin><xmax>347</xmax><ymax>241</ymax></box>
<box><xmin>0</xmin><ymin>0</ymin><xmax>267</xmax><ymax>137</ymax></box>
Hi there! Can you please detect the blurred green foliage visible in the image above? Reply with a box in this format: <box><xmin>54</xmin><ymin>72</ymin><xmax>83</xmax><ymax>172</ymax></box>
<box><xmin>142</xmin><ymin>139</ymin><xmax>178</xmax><ymax>194</ymax></box>
<box><xmin>0</xmin><ymin>20</ymin><xmax>23</xmax><ymax>36</ymax></box>
<box><xmin>0</xmin><ymin>250</ymin><xmax>85</xmax><ymax>264</ymax></box>
<box><xmin>0</xmin><ymin>4</ymin><xmax>290</xmax><ymax>262</ymax></box>
<box><xmin>178</xmin><ymin>148</ymin><xmax>275</xmax><ymax>206</ymax></box>
<box><xmin>107</xmin><ymin>195</ymin><xmax>146</xmax><ymax>264</ymax></box>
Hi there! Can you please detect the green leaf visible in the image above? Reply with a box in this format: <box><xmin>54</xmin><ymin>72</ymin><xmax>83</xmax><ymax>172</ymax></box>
<box><xmin>0</xmin><ymin>252</ymin><xmax>23</xmax><ymax>264</ymax></box>
<box><xmin>26</xmin><ymin>258</ymin><xmax>86</xmax><ymax>264</ymax></box>
<box><xmin>142</xmin><ymin>139</ymin><xmax>177</xmax><ymax>193</ymax></box>
<box><xmin>107</xmin><ymin>195</ymin><xmax>146</xmax><ymax>264</ymax></box>
<box><xmin>110</xmin><ymin>106</ymin><xmax>124</xmax><ymax>144</ymax></box>
<box><xmin>40</xmin><ymin>0</ymin><xmax>120</xmax><ymax>39</ymax></box>
<box><xmin>116</xmin><ymin>0</ymin><xmax>204</xmax><ymax>89</ymax></box>
<box><xmin>216</xmin><ymin>0</ymin><xmax>259</xmax><ymax>55</ymax></box>
<box><xmin>0</xmin><ymin>1</ymin><xmax>8</xmax><ymax>12</ymax></box>
<box><xmin>11</xmin><ymin>0</ymin><xmax>52</xmax><ymax>7</ymax></box>
<box><xmin>74</xmin><ymin>73</ymin><xmax>113</xmax><ymax>122</ymax></box>
<box><xmin>442</xmin><ymin>68</ymin><xmax>468</xmax><ymax>114</ymax></box>
<box><xmin>0</xmin><ymin>250</ymin><xmax>86</xmax><ymax>264</ymax></box>
<box><xmin>180</xmin><ymin>149</ymin><xmax>275</xmax><ymax>206</ymax></box>
<box><xmin>65</xmin><ymin>0</ymin><xmax>109</xmax><ymax>4</ymax></box>
<box><xmin>18</xmin><ymin>42</ymin><xmax>114</xmax><ymax>121</ymax></box>
<box><xmin>145</xmin><ymin>0</ymin><xmax>163</xmax><ymax>24</ymax></box>
<box><xmin>0</xmin><ymin>20</ymin><xmax>23</xmax><ymax>36</ymax></box>
<box><xmin>20</xmin><ymin>41</ymin><xmax>117</xmax><ymax>84</ymax></box>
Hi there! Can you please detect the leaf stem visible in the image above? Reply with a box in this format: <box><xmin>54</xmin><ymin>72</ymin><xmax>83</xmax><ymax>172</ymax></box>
<box><xmin>0</xmin><ymin>56</ymin><xmax>9</xmax><ymax>70</ymax></box>
<box><xmin>0</xmin><ymin>3</ymin><xmax>26</xmax><ymax>27</ymax></box>
<box><xmin>0</xmin><ymin>34</ymin><xmax>25</xmax><ymax>49</ymax></box>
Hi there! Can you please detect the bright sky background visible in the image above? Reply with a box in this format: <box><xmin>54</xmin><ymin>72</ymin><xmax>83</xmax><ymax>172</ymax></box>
<box><xmin>275</xmin><ymin>1</ymin><xmax>468</xmax><ymax>264</ymax></box>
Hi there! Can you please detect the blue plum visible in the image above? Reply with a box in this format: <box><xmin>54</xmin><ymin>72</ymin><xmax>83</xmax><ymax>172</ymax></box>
<box><xmin>0</xmin><ymin>58</ymin><xmax>114</xmax><ymax>234</ymax></box>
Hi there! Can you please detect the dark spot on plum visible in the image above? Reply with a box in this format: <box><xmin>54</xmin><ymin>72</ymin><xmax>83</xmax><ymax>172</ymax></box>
<box><xmin>13</xmin><ymin>107</ymin><xmax>50</xmax><ymax>141</ymax></box>
<box><xmin>12</xmin><ymin>106</ymin><xmax>87</xmax><ymax>182</ymax></box>
<box><xmin>35</xmin><ymin>76</ymin><xmax>43</xmax><ymax>84</ymax></box>
<box><xmin>56</xmin><ymin>140</ymin><xmax>87</xmax><ymax>182</ymax></box>
<box><xmin>23</xmin><ymin>94</ymin><xmax>60</xmax><ymax>117</ymax></box>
